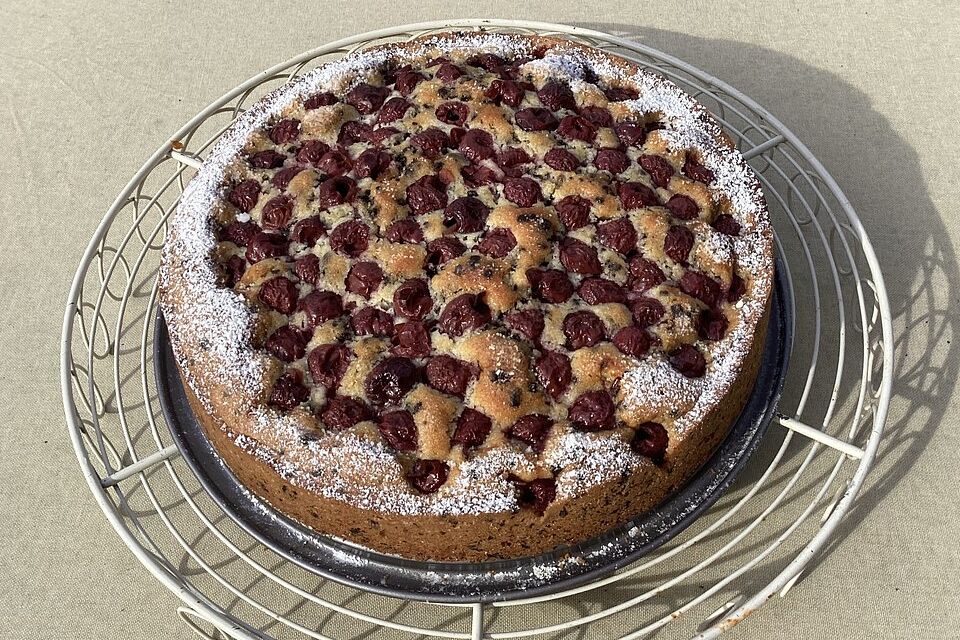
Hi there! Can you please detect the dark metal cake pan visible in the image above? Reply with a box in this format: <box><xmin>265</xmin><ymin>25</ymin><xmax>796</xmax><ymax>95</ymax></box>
<box><xmin>154</xmin><ymin>263</ymin><xmax>792</xmax><ymax>603</ymax></box>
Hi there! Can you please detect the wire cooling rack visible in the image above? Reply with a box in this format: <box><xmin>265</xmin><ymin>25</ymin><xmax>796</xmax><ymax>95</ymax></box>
<box><xmin>60</xmin><ymin>19</ymin><xmax>893</xmax><ymax>639</ymax></box>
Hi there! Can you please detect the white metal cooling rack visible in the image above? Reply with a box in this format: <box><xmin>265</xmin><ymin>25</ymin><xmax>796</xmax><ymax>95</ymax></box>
<box><xmin>60</xmin><ymin>19</ymin><xmax>893</xmax><ymax>639</ymax></box>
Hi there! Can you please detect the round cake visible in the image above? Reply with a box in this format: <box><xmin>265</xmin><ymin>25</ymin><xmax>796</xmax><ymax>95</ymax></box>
<box><xmin>159</xmin><ymin>31</ymin><xmax>774</xmax><ymax>562</ymax></box>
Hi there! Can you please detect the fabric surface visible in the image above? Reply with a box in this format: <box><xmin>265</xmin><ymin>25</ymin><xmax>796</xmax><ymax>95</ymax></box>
<box><xmin>1</xmin><ymin>1</ymin><xmax>958</xmax><ymax>638</ymax></box>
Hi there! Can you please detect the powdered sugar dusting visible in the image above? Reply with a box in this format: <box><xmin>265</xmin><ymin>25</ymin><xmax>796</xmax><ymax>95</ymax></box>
<box><xmin>620</xmin><ymin>355</ymin><xmax>704</xmax><ymax>426</ymax></box>
<box><xmin>159</xmin><ymin>31</ymin><xmax>774</xmax><ymax>518</ymax></box>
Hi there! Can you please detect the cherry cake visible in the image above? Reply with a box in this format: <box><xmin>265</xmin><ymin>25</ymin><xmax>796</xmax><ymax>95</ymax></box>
<box><xmin>159</xmin><ymin>32</ymin><xmax>774</xmax><ymax>562</ymax></box>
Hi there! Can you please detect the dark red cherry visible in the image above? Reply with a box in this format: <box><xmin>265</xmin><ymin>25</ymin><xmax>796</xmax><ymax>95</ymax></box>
<box><xmin>568</xmin><ymin>390</ymin><xmax>616</xmax><ymax>431</ymax></box>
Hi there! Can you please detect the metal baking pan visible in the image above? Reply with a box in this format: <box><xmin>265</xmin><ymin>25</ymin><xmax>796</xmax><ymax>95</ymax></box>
<box><xmin>155</xmin><ymin>262</ymin><xmax>792</xmax><ymax>603</ymax></box>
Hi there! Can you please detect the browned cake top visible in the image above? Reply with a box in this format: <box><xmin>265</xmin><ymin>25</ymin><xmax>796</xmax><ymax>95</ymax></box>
<box><xmin>159</xmin><ymin>32</ymin><xmax>773</xmax><ymax>516</ymax></box>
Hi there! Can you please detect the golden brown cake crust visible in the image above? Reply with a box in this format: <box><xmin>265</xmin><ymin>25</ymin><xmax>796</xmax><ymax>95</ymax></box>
<box><xmin>159</xmin><ymin>31</ymin><xmax>775</xmax><ymax>562</ymax></box>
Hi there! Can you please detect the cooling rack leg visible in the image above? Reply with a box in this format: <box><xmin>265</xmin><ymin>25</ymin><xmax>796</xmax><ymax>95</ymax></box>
<box><xmin>100</xmin><ymin>444</ymin><xmax>181</xmax><ymax>487</ymax></box>
<box><xmin>471</xmin><ymin>602</ymin><xmax>485</xmax><ymax>640</ymax></box>
<box><xmin>741</xmin><ymin>134</ymin><xmax>786</xmax><ymax>160</ymax></box>
<box><xmin>775</xmin><ymin>414</ymin><xmax>865</xmax><ymax>459</ymax></box>
<box><xmin>177</xmin><ymin>606</ymin><xmax>236</xmax><ymax>639</ymax></box>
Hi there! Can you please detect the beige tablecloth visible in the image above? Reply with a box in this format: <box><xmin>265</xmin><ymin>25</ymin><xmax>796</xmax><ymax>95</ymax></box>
<box><xmin>2</xmin><ymin>1</ymin><xmax>958</xmax><ymax>638</ymax></box>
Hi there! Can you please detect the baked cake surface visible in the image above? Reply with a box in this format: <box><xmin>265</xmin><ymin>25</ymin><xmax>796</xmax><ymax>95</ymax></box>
<box><xmin>159</xmin><ymin>31</ymin><xmax>774</xmax><ymax>561</ymax></box>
